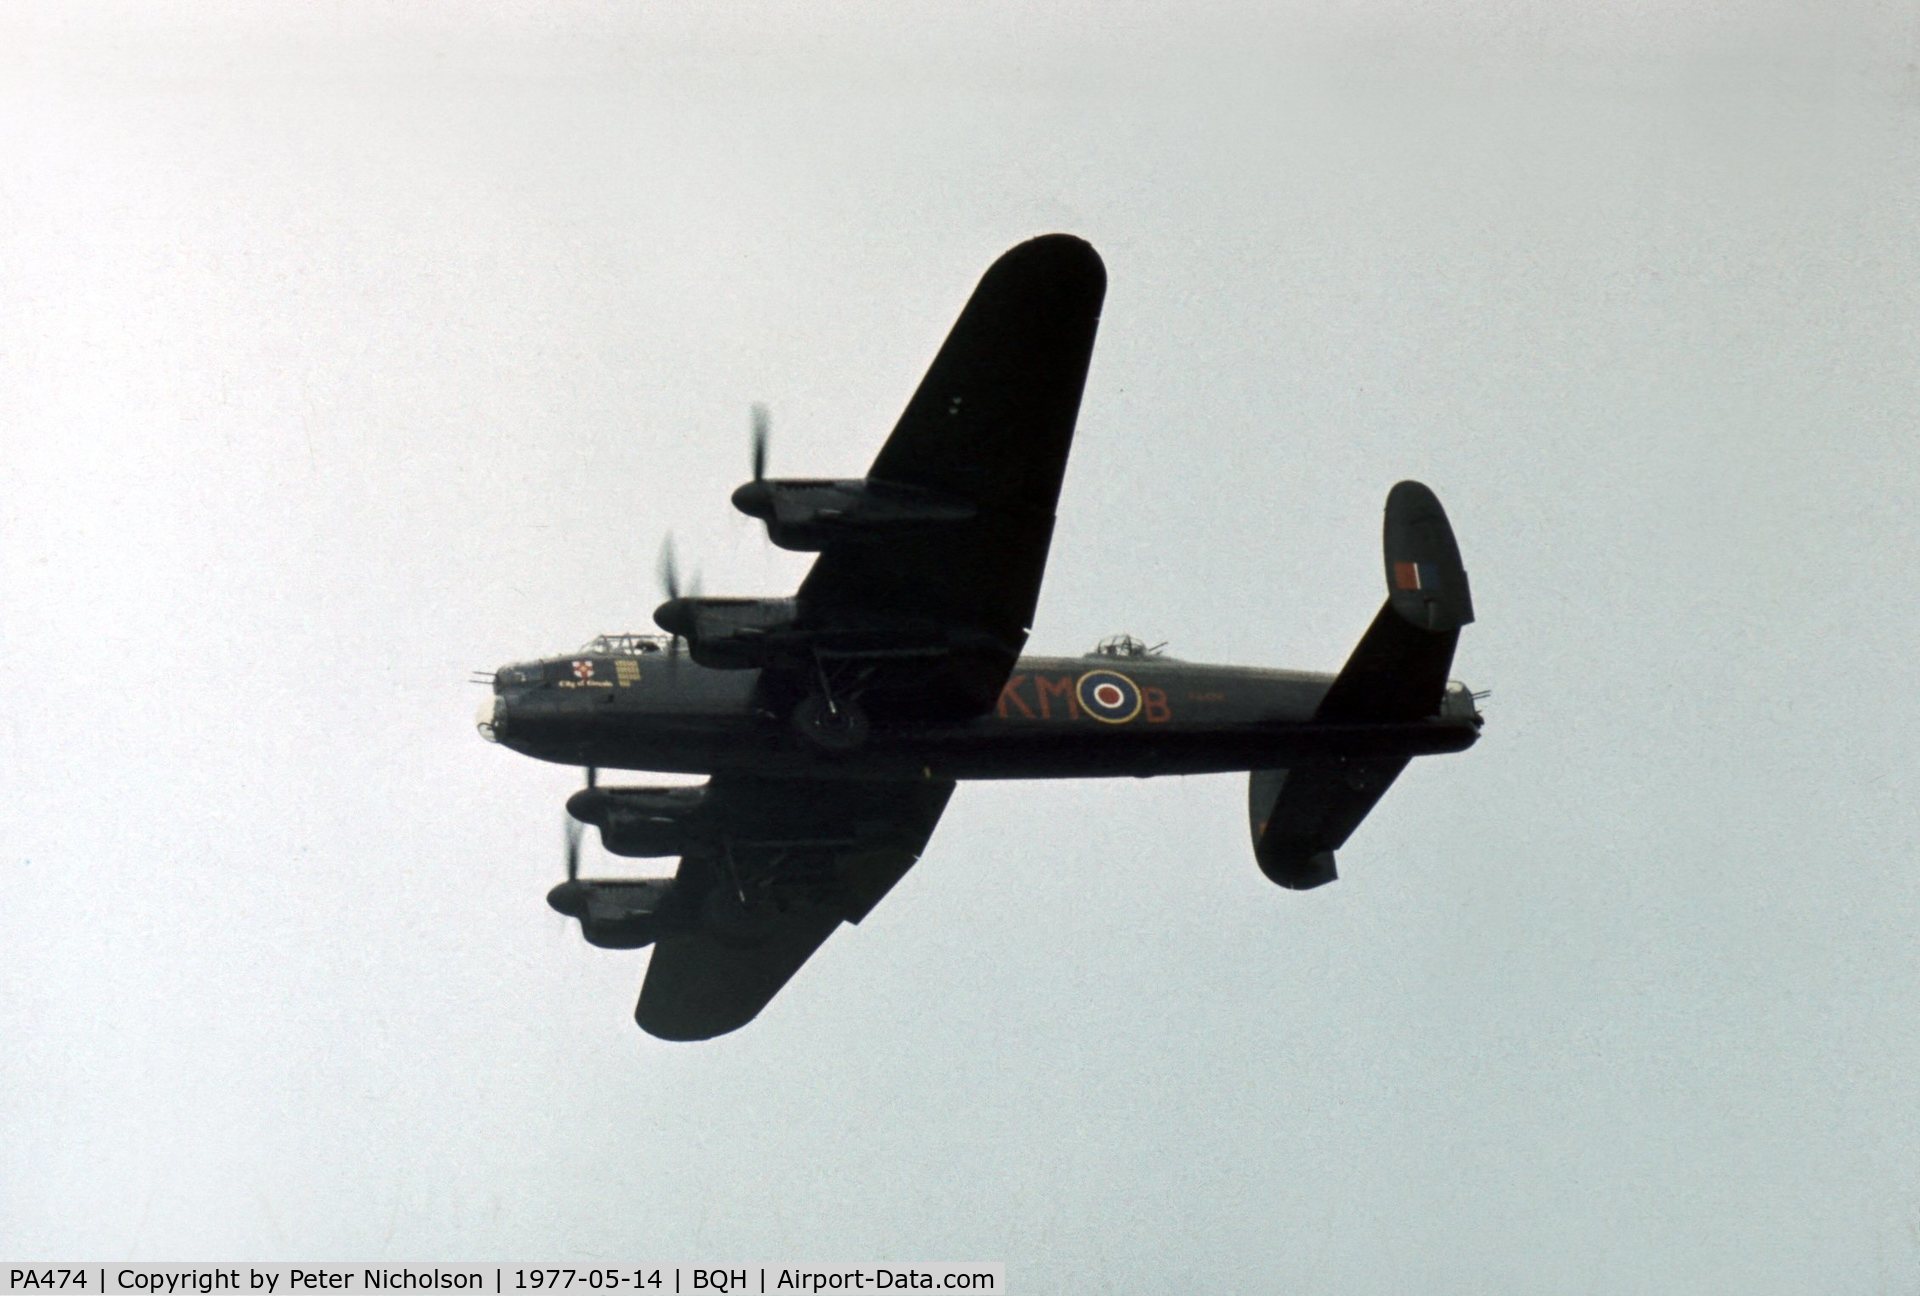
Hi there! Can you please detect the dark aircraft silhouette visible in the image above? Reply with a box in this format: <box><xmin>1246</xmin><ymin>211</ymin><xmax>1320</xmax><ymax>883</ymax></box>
<box><xmin>478</xmin><ymin>234</ymin><xmax>1483</xmax><ymax>1040</ymax></box>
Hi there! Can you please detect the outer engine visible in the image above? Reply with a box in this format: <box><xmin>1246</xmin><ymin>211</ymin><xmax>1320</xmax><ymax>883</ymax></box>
<box><xmin>566</xmin><ymin>784</ymin><xmax>708</xmax><ymax>857</ymax></box>
<box><xmin>730</xmin><ymin>477</ymin><xmax>975</xmax><ymax>551</ymax></box>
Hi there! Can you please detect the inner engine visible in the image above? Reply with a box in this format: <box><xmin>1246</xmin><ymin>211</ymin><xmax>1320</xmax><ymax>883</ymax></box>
<box><xmin>566</xmin><ymin>784</ymin><xmax>708</xmax><ymax>857</ymax></box>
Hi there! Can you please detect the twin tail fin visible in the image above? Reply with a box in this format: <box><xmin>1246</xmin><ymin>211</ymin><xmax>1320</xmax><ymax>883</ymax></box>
<box><xmin>1250</xmin><ymin>481</ymin><xmax>1474</xmax><ymax>889</ymax></box>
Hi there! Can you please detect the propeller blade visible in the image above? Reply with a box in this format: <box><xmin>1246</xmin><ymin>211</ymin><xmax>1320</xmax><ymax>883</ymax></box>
<box><xmin>751</xmin><ymin>403</ymin><xmax>770</xmax><ymax>481</ymax></box>
<box><xmin>586</xmin><ymin>765</ymin><xmax>598</xmax><ymax>790</ymax></box>
<box><xmin>658</xmin><ymin>535</ymin><xmax>682</xmax><ymax>658</ymax></box>
<box><xmin>655</xmin><ymin>535</ymin><xmax>704</xmax><ymax>660</ymax></box>
<box><xmin>565</xmin><ymin>815</ymin><xmax>583</xmax><ymax>883</ymax></box>
<box><xmin>657</xmin><ymin>534</ymin><xmax>681</xmax><ymax>602</ymax></box>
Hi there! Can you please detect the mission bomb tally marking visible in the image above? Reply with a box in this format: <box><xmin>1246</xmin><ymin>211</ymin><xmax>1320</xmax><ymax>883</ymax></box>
<box><xmin>558</xmin><ymin>658</ymin><xmax>613</xmax><ymax>689</ymax></box>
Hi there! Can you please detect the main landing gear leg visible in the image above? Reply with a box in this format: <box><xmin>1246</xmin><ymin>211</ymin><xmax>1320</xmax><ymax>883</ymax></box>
<box><xmin>793</xmin><ymin>651</ymin><xmax>870</xmax><ymax>752</ymax></box>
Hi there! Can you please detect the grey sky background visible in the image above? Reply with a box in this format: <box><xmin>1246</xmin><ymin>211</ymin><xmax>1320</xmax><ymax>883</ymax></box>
<box><xmin>4</xmin><ymin>2</ymin><xmax>1917</xmax><ymax>1288</ymax></box>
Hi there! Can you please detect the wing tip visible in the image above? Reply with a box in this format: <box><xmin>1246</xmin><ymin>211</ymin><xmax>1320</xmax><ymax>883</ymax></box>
<box><xmin>995</xmin><ymin>232</ymin><xmax>1107</xmax><ymax>294</ymax></box>
<box><xmin>635</xmin><ymin>996</ymin><xmax>758</xmax><ymax>1042</ymax></box>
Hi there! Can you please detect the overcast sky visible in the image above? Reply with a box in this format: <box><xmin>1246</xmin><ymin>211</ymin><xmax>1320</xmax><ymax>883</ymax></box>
<box><xmin>5</xmin><ymin>2</ymin><xmax>1918</xmax><ymax>1289</ymax></box>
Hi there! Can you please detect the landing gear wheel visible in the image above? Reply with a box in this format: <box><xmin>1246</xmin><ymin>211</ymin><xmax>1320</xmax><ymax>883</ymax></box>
<box><xmin>792</xmin><ymin>692</ymin><xmax>870</xmax><ymax>752</ymax></box>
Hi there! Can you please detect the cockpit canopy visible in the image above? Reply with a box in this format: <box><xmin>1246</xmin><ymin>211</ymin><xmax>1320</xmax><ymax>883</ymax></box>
<box><xmin>494</xmin><ymin>633</ymin><xmax>673</xmax><ymax>689</ymax></box>
<box><xmin>580</xmin><ymin>633</ymin><xmax>671</xmax><ymax>656</ymax></box>
<box><xmin>1087</xmin><ymin>633</ymin><xmax>1167</xmax><ymax>659</ymax></box>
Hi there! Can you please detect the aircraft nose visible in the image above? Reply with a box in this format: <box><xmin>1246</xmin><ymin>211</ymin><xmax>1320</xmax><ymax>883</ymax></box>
<box><xmin>476</xmin><ymin>695</ymin><xmax>506</xmax><ymax>742</ymax></box>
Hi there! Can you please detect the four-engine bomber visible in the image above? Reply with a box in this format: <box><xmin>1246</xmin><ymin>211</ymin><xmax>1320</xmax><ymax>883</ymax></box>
<box><xmin>479</xmin><ymin>234</ymin><xmax>1484</xmax><ymax>1039</ymax></box>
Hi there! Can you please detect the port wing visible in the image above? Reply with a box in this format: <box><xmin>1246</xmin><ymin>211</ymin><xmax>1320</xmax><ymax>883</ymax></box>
<box><xmin>634</xmin><ymin>773</ymin><xmax>955</xmax><ymax>1041</ymax></box>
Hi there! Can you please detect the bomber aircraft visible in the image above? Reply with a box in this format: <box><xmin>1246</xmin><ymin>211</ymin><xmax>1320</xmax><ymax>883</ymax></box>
<box><xmin>478</xmin><ymin>234</ymin><xmax>1483</xmax><ymax>1040</ymax></box>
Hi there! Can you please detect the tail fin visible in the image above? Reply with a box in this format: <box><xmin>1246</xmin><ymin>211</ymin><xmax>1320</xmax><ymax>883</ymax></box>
<box><xmin>1249</xmin><ymin>482</ymin><xmax>1473</xmax><ymax>889</ymax></box>
<box><xmin>1315</xmin><ymin>480</ymin><xmax>1473</xmax><ymax>724</ymax></box>
<box><xmin>1249</xmin><ymin>761</ymin><xmax>1406</xmax><ymax>889</ymax></box>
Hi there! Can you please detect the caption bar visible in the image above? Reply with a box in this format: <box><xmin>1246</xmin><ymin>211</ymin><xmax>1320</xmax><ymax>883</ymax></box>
<box><xmin>5</xmin><ymin>1269</ymin><xmax>1002</xmax><ymax>1296</ymax></box>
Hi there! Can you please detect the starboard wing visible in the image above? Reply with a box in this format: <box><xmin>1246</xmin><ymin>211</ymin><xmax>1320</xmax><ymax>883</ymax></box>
<box><xmin>635</xmin><ymin>772</ymin><xmax>955</xmax><ymax>1041</ymax></box>
<box><xmin>792</xmin><ymin>234</ymin><xmax>1107</xmax><ymax>719</ymax></box>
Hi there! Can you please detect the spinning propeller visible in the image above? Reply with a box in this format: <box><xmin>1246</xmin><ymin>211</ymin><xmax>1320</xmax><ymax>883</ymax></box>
<box><xmin>732</xmin><ymin>404</ymin><xmax>776</xmax><ymax>521</ymax></box>
<box><xmin>551</xmin><ymin>765</ymin><xmax>597</xmax><ymax>917</ymax></box>
<box><xmin>654</xmin><ymin>535</ymin><xmax>703</xmax><ymax>657</ymax></box>
<box><xmin>658</xmin><ymin>405</ymin><xmax>766</xmax><ymax>653</ymax></box>
<box><xmin>657</xmin><ymin>533</ymin><xmax>685</xmax><ymax>603</ymax></box>
<box><xmin>566</xmin><ymin>766</ymin><xmax>598</xmax><ymax>878</ymax></box>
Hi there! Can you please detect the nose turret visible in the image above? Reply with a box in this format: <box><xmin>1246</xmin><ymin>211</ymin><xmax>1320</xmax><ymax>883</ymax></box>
<box><xmin>476</xmin><ymin>695</ymin><xmax>505</xmax><ymax>742</ymax></box>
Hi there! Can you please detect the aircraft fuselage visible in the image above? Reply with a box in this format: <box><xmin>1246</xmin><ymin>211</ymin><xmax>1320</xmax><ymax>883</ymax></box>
<box><xmin>481</xmin><ymin>648</ymin><xmax>1481</xmax><ymax>781</ymax></box>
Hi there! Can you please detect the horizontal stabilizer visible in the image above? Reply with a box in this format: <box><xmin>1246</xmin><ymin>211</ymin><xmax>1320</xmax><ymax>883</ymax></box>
<box><xmin>1248</xmin><ymin>760</ymin><xmax>1408</xmax><ymax>889</ymax></box>
<box><xmin>1250</xmin><ymin>483</ymin><xmax>1473</xmax><ymax>887</ymax></box>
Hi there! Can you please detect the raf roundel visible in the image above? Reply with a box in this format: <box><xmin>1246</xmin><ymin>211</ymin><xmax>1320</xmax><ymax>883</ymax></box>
<box><xmin>1076</xmin><ymin>669</ymin><xmax>1143</xmax><ymax>724</ymax></box>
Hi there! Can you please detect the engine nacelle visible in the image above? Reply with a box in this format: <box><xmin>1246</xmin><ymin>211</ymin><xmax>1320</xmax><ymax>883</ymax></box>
<box><xmin>730</xmin><ymin>478</ymin><xmax>975</xmax><ymax>552</ymax></box>
<box><xmin>652</xmin><ymin>592</ymin><xmax>955</xmax><ymax>672</ymax></box>
<box><xmin>547</xmin><ymin>877</ymin><xmax>675</xmax><ymax>949</ymax></box>
<box><xmin>567</xmin><ymin>785</ymin><xmax>708</xmax><ymax>857</ymax></box>
<box><xmin>652</xmin><ymin>596</ymin><xmax>800</xmax><ymax>670</ymax></box>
